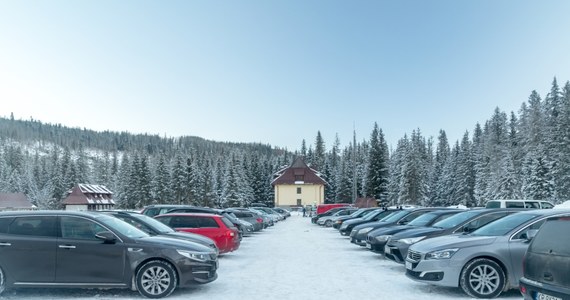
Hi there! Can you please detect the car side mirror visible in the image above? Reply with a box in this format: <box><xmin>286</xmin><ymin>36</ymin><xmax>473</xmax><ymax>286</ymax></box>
<box><xmin>95</xmin><ymin>231</ymin><xmax>117</xmax><ymax>244</ymax></box>
<box><xmin>524</xmin><ymin>229</ymin><xmax>539</xmax><ymax>242</ymax></box>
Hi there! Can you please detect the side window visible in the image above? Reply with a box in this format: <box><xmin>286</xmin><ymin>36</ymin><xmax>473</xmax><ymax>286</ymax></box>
<box><xmin>506</xmin><ymin>201</ymin><xmax>524</xmax><ymax>208</ymax></box>
<box><xmin>525</xmin><ymin>202</ymin><xmax>540</xmax><ymax>209</ymax></box>
<box><xmin>512</xmin><ymin>219</ymin><xmax>546</xmax><ymax>240</ymax></box>
<box><xmin>433</xmin><ymin>214</ymin><xmax>454</xmax><ymax>223</ymax></box>
<box><xmin>0</xmin><ymin>217</ymin><xmax>14</xmax><ymax>234</ymax></box>
<box><xmin>198</xmin><ymin>217</ymin><xmax>219</xmax><ymax>228</ymax></box>
<box><xmin>9</xmin><ymin>216</ymin><xmax>56</xmax><ymax>237</ymax></box>
<box><xmin>171</xmin><ymin>216</ymin><xmax>199</xmax><ymax>228</ymax></box>
<box><xmin>60</xmin><ymin>217</ymin><xmax>105</xmax><ymax>240</ymax></box>
<box><xmin>541</xmin><ymin>202</ymin><xmax>554</xmax><ymax>209</ymax></box>
<box><xmin>399</xmin><ymin>212</ymin><xmax>423</xmax><ymax>224</ymax></box>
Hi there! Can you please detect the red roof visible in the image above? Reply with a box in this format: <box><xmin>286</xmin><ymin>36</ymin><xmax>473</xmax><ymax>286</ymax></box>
<box><xmin>271</xmin><ymin>157</ymin><xmax>326</xmax><ymax>186</ymax></box>
<box><xmin>0</xmin><ymin>193</ymin><xmax>35</xmax><ymax>209</ymax></box>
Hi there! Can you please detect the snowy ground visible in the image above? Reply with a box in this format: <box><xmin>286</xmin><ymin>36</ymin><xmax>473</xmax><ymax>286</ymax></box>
<box><xmin>0</xmin><ymin>212</ymin><xmax>523</xmax><ymax>300</ymax></box>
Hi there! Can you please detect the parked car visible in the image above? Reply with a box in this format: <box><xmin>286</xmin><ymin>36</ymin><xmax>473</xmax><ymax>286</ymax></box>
<box><xmin>271</xmin><ymin>207</ymin><xmax>291</xmax><ymax>219</ymax></box>
<box><xmin>166</xmin><ymin>207</ymin><xmax>247</xmax><ymax>239</ymax></box>
<box><xmin>154</xmin><ymin>213</ymin><xmax>241</xmax><ymax>254</ymax></box>
<box><xmin>338</xmin><ymin>209</ymin><xmax>394</xmax><ymax>236</ymax></box>
<box><xmin>101</xmin><ymin>210</ymin><xmax>218</xmax><ymax>253</ymax></box>
<box><xmin>317</xmin><ymin>208</ymin><xmax>358</xmax><ymax>227</ymax></box>
<box><xmin>485</xmin><ymin>199</ymin><xmax>554</xmax><ymax>209</ymax></box>
<box><xmin>316</xmin><ymin>203</ymin><xmax>352</xmax><ymax>215</ymax></box>
<box><xmin>405</xmin><ymin>209</ymin><xmax>570</xmax><ymax>298</ymax></box>
<box><xmin>249</xmin><ymin>208</ymin><xmax>274</xmax><ymax>227</ymax></box>
<box><xmin>140</xmin><ymin>204</ymin><xmax>197</xmax><ymax>217</ymax></box>
<box><xmin>332</xmin><ymin>207</ymin><xmax>380</xmax><ymax>229</ymax></box>
<box><xmin>385</xmin><ymin>208</ymin><xmax>519</xmax><ymax>264</ymax></box>
<box><xmin>0</xmin><ymin>210</ymin><xmax>218</xmax><ymax>298</ymax></box>
<box><xmin>252</xmin><ymin>207</ymin><xmax>283</xmax><ymax>222</ymax></box>
<box><xmin>312</xmin><ymin>207</ymin><xmax>351</xmax><ymax>224</ymax></box>
<box><xmin>226</xmin><ymin>209</ymin><xmax>264</xmax><ymax>232</ymax></box>
<box><xmin>364</xmin><ymin>208</ymin><xmax>462</xmax><ymax>251</ymax></box>
<box><xmin>519</xmin><ymin>216</ymin><xmax>570</xmax><ymax>300</ymax></box>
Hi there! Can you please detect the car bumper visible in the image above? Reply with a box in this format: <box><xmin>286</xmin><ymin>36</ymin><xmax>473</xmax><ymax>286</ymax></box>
<box><xmin>405</xmin><ymin>254</ymin><xmax>462</xmax><ymax>287</ymax></box>
<box><xmin>177</xmin><ymin>259</ymin><xmax>218</xmax><ymax>286</ymax></box>
<box><xmin>350</xmin><ymin>232</ymin><xmax>368</xmax><ymax>246</ymax></box>
<box><xmin>365</xmin><ymin>238</ymin><xmax>388</xmax><ymax>252</ymax></box>
<box><xmin>520</xmin><ymin>276</ymin><xmax>570</xmax><ymax>300</ymax></box>
<box><xmin>384</xmin><ymin>242</ymin><xmax>409</xmax><ymax>264</ymax></box>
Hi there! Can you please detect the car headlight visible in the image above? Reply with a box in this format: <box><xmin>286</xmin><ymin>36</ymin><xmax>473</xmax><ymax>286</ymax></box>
<box><xmin>375</xmin><ymin>235</ymin><xmax>391</xmax><ymax>242</ymax></box>
<box><xmin>398</xmin><ymin>236</ymin><xmax>426</xmax><ymax>245</ymax></box>
<box><xmin>359</xmin><ymin>227</ymin><xmax>374</xmax><ymax>234</ymax></box>
<box><xmin>177</xmin><ymin>250</ymin><xmax>212</xmax><ymax>262</ymax></box>
<box><xmin>425</xmin><ymin>248</ymin><xmax>459</xmax><ymax>260</ymax></box>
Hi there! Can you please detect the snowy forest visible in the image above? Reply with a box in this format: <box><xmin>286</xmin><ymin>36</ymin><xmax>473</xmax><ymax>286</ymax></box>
<box><xmin>1</xmin><ymin>78</ymin><xmax>569</xmax><ymax>209</ymax></box>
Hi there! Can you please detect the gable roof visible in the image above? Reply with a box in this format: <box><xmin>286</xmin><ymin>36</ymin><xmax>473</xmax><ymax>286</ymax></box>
<box><xmin>271</xmin><ymin>157</ymin><xmax>327</xmax><ymax>186</ymax></box>
<box><xmin>0</xmin><ymin>193</ymin><xmax>35</xmax><ymax>209</ymax></box>
<box><xmin>62</xmin><ymin>184</ymin><xmax>115</xmax><ymax>205</ymax></box>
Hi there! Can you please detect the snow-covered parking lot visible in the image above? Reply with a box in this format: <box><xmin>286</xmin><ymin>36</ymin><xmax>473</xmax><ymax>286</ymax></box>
<box><xmin>0</xmin><ymin>212</ymin><xmax>523</xmax><ymax>300</ymax></box>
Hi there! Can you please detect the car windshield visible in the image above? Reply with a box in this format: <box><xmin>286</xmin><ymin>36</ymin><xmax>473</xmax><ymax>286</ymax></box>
<box><xmin>470</xmin><ymin>212</ymin><xmax>539</xmax><ymax>236</ymax></box>
<box><xmin>381</xmin><ymin>210</ymin><xmax>409</xmax><ymax>223</ymax></box>
<box><xmin>407</xmin><ymin>212</ymin><xmax>439</xmax><ymax>226</ymax></box>
<box><xmin>98</xmin><ymin>214</ymin><xmax>149</xmax><ymax>238</ymax></box>
<box><xmin>363</xmin><ymin>210</ymin><xmax>383</xmax><ymax>221</ymax></box>
<box><xmin>432</xmin><ymin>210</ymin><xmax>484</xmax><ymax>229</ymax></box>
<box><xmin>349</xmin><ymin>209</ymin><xmax>366</xmax><ymax>217</ymax></box>
<box><xmin>132</xmin><ymin>214</ymin><xmax>175</xmax><ymax>234</ymax></box>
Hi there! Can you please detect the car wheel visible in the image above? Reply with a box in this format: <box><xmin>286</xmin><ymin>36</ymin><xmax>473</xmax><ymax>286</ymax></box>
<box><xmin>460</xmin><ymin>258</ymin><xmax>506</xmax><ymax>298</ymax></box>
<box><xmin>136</xmin><ymin>260</ymin><xmax>178</xmax><ymax>299</ymax></box>
<box><xmin>0</xmin><ymin>266</ymin><xmax>5</xmax><ymax>295</ymax></box>
<box><xmin>325</xmin><ymin>220</ymin><xmax>333</xmax><ymax>227</ymax></box>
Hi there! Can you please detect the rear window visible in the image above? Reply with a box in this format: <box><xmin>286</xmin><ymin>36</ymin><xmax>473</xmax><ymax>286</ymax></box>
<box><xmin>505</xmin><ymin>201</ymin><xmax>525</xmax><ymax>208</ymax></box>
<box><xmin>221</xmin><ymin>217</ymin><xmax>235</xmax><ymax>228</ymax></box>
<box><xmin>529</xmin><ymin>219</ymin><xmax>570</xmax><ymax>256</ymax></box>
<box><xmin>485</xmin><ymin>201</ymin><xmax>501</xmax><ymax>208</ymax></box>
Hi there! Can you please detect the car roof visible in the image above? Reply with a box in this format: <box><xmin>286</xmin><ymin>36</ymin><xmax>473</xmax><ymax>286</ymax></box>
<box><xmin>155</xmin><ymin>212</ymin><xmax>222</xmax><ymax>218</ymax></box>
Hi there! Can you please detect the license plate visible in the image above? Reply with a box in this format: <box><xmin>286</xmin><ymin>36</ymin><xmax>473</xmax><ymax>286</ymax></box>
<box><xmin>366</xmin><ymin>242</ymin><xmax>372</xmax><ymax>249</ymax></box>
<box><xmin>405</xmin><ymin>261</ymin><xmax>412</xmax><ymax>269</ymax></box>
<box><xmin>384</xmin><ymin>245</ymin><xmax>391</xmax><ymax>254</ymax></box>
<box><xmin>536</xmin><ymin>292</ymin><xmax>562</xmax><ymax>300</ymax></box>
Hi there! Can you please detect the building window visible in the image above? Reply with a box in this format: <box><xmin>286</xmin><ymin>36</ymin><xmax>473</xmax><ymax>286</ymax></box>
<box><xmin>297</xmin><ymin>199</ymin><xmax>302</xmax><ymax>206</ymax></box>
<box><xmin>297</xmin><ymin>187</ymin><xmax>302</xmax><ymax>194</ymax></box>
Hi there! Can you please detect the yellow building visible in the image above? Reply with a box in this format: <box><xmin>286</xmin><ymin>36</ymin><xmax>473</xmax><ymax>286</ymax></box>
<box><xmin>271</xmin><ymin>157</ymin><xmax>326</xmax><ymax>208</ymax></box>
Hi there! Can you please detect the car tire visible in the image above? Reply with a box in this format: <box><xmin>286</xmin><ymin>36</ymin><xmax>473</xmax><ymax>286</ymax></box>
<box><xmin>460</xmin><ymin>258</ymin><xmax>506</xmax><ymax>298</ymax></box>
<box><xmin>0</xmin><ymin>266</ymin><xmax>5</xmax><ymax>295</ymax></box>
<box><xmin>136</xmin><ymin>260</ymin><xmax>178</xmax><ymax>299</ymax></box>
<box><xmin>325</xmin><ymin>220</ymin><xmax>333</xmax><ymax>227</ymax></box>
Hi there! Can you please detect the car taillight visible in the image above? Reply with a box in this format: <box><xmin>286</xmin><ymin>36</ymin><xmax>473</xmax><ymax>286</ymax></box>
<box><xmin>520</xmin><ymin>285</ymin><xmax>527</xmax><ymax>295</ymax></box>
<box><xmin>256</xmin><ymin>218</ymin><xmax>263</xmax><ymax>223</ymax></box>
<box><xmin>228</xmin><ymin>230</ymin><xmax>235</xmax><ymax>237</ymax></box>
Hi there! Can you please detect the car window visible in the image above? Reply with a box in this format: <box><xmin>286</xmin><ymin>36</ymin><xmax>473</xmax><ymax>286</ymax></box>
<box><xmin>60</xmin><ymin>216</ymin><xmax>106</xmax><ymax>240</ymax></box>
<box><xmin>169</xmin><ymin>216</ymin><xmax>199</xmax><ymax>228</ymax></box>
<box><xmin>525</xmin><ymin>202</ymin><xmax>540</xmax><ymax>209</ymax></box>
<box><xmin>529</xmin><ymin>219</ymin><xmax>570</xmax><ymax>256</ymax></box>
<box><xmin>405</xmin><ymin>211</ymin><xmax>437</xmax><ymax>226</ymax></box>
<box><xmin>381</xmin><ymin>210</ymin><xmax>409</xmax><ymax>222</ymax></box>
<box><xmin>116</xmin><ymin>216</ymin><xmax>154</xmax><ymax>234</ymax></box>
<box><xmin>0</xmin><ymin>217</ymin><xmax>13</xmax><ymax>234</ymax></box>
<box><xmin>541</xmin><ymin>202</ymin><xmax>554</xmax><ymax>209</ymax></box>
<box><xmin>506</xmin><ymin>201</ymin><xmax>525</xmax><ymax>208</ymax></box>
<box><xmin>485</xmin><ymin>201</ymin><xmax>501</xmax><ymax>208</ymax></box>
<box><xmin>9</xmin><ymin>216</ymin><xmax>56</xmax><ymax>237</ymax></box>
<box><xmin>433</xmin><ymin>210</ymin><xmax>482</xmax><ymax>229</ymax></box>
<box><xmin>461</xmin><ymin>213</ymin><xmax>507</xmax><ymax>231</ymax></box>
<box><xmin>198</xmin><ymin>217</ymin><xmax>219</xmax><ymax>228</ymax></box>
<box><xmin>472</xmin><ymin>212</ymin><xmax>539</xmax><ymax>237</ymax></box>
<box><xmin>511</xmin><ymin>219</ymin><xmax>546</xmax><ymax>240</ymax></box>
<box><xmin>221</xmin><ymin>217</ymin><xmax>235</xmax><ymax>228</ymax></box>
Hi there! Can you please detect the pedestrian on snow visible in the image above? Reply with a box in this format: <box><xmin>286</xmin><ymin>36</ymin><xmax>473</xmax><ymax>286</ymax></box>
<box><xmin>302</xmin><ymin>206</ymin><xmax>306</xmax><ymax>217</ymax></box>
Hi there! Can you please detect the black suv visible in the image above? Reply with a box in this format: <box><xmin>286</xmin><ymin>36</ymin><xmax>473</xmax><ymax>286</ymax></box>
<box><xmin>520</xmin><ymin>216</ymin><xmax>570</xmax><ymax>300</ymax></box>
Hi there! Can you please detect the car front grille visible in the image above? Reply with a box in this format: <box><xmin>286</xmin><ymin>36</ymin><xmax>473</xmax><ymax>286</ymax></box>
<box><xmin>407</xmin><ymin>249</ymin><xmax>422</xmax><ymax>262</ymax></box>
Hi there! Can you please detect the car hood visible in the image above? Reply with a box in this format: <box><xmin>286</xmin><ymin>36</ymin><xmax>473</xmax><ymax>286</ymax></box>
<box><xmin>410</xmin><ymin>234</ymin><xmax>498</xmax><ymax>253</ymax></box>
<box><xmin>136</xmin><ymin>235</ymin><xmax>214</xmax><ymax>252</ymax></box>
<box><xmin>391</xmin><ymin>226</ymin><xmax>445</xmax><ymax>239</ymax></box>
<box><xmin>368</xmin><ymin>224</ymin><xmax>413</xmax><ymax>237</ymax></box>
<box><xmin>343</xmin><ymin>217</ymin><xmax>365</xmax><ymax>225</ymax></box>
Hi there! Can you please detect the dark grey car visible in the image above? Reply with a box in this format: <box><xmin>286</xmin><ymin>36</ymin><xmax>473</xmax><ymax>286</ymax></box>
<box><xmin>0</xmin><ymin>210</ymin><xmax>218</xmax><ymax>298</ymax></box>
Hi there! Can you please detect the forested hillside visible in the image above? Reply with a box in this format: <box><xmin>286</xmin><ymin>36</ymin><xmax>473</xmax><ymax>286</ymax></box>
<box><xmin>1</xmin><ymin>78</ymin><xmax>569</xmax><ymax>209</ymax></box>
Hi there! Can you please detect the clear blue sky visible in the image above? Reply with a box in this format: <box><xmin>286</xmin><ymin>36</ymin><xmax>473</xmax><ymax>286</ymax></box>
<box><xmin>1</xmin><ymin>1</ymin><xmax>570</xmax><ymax>151</ymax></box>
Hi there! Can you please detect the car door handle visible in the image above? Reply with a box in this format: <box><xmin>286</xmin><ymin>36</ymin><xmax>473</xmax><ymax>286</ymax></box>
<box><xmin>0</xmin><ymin>242</ymin><xmax>11</xmax><ymax>246</ymax></box>
<box><xmin>59</xmin><ymin>245</ymin><xmax>76</xmax><ymax>249</ymax></box>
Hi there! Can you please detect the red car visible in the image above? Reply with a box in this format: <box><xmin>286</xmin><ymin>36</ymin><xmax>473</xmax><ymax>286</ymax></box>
<box><xmin>154</xmin><ymin>213</ymin><xmax>240</xmax><ymax>254</ymax></box>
